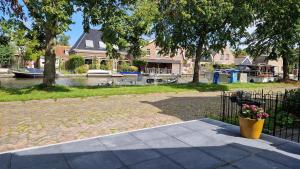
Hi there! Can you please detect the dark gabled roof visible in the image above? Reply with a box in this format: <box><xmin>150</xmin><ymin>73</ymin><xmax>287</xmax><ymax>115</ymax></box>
<box><xmin>200</xmin><ymin>55</ymin><xmax>213</xmax><ymax>62</ymax></box>
<box><xmin>235</xmin><ymin>57</ymin><xmax>252</xmax><ymax>65</ymax></box>
<box><xmin>70</xmin><ymin>29</ymin><xmax>106</xmax><ymax>51</ymax></box>
<box><xmin>253</xmin><ymin>55</ymin><xmax>269</xmax><ymax>64</ymax></box>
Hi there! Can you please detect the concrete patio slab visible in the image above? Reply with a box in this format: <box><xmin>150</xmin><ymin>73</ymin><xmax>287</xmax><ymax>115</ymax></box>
<box><xmin>0</xmin><ymin>118</ymin><xmax>299</xmax><ymax>169</ymax></box>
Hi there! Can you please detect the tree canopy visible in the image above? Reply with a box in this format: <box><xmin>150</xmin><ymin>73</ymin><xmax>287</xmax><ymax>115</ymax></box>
<box><xmin>56</xmin><ymin>34</ymin><xmax>70</xmax><ymax>46</ymax></box>
<box><xmin>77</xmin><ymin>0</ymin><xmax>158</xmax><ymax>58</ymax></box>
<box><xmin>246</xmin><ymin>0</ymin><xmax>300</xmax><ymax>80</ymax></box>
<box><xmin>154</xmin><ymin>0</ymin><xmax>254</xmax><ymax>83</ymax></box>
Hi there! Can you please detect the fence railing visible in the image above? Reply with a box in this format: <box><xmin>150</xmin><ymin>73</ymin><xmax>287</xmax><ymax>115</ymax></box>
<box><xmin>146</xmin><ymin>68</ymin><xmax>172</xmax><ymax>74</ymax></box>
<box><xmin>220</xmin><ymin>89</ymin><xmax>300</xmax><ymax>143</ymax></box>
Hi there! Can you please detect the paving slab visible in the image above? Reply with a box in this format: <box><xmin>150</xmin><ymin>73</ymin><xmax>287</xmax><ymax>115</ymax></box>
<box><xmin>0</xmin><ymin>118</ymin><xmax>299</xmax><ymax>169</ymax></box>
<box><xmin>168</xmin><ymin>149</ymin><xmax>225</xmax><ymax>169</ymax></box>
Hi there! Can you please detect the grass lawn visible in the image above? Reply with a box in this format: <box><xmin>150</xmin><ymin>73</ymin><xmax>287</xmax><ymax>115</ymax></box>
<box><xmin>0</xmin><ymin>82</ymin><xmax>298</xmax><ymax>102</ymax></box>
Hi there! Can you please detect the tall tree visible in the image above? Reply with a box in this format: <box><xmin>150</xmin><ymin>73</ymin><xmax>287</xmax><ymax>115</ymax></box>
<box><xmin>56</xmin><ymin>34</ymin><xmax>70</xmax><ymax>46</ymax></box>
<box><xmin>246</xmin><ymin>0</ymin><xmax>300</xmax><ymax>81</ymax></box>
<box><xmin>77</xmin><ymin>0</ymin><xmax>158</xmax><ymax>58</ymax></box>
<box><xmin>155</xmin><ymin>0</ymin><xmax>254</xmax><ymax>83</ymax></box>
<box><xmin>23</xmin><ymin>0</ymin><xmax>75</xmax><ymax>86</ymax></box>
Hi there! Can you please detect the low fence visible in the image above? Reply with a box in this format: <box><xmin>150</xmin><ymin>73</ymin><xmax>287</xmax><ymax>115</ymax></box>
<box><xmin>220</xmin><ymin>89</ymin><xmax>300</xmax><ymax>143</ymax></box>
<box><xmin>145</xmin><ymin>68</ymin><xmax>172</xmax><ymax>74</ymax></box>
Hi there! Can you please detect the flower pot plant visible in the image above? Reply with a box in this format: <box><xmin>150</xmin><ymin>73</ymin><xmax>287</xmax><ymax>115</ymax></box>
<box><xmin>239</xmin><ymin>104</ymin><xmax>269</xmax><ymax>139</ymax></box>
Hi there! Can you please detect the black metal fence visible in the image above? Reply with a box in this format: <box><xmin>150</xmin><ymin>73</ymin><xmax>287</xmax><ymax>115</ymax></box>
<box><xmin>220</xmin><ymin>89</ymin><xmax>300</xmax><ymax>143</ymax></box>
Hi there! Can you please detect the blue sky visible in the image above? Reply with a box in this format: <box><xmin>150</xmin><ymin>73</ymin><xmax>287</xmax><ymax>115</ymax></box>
<box><xmin>64</xmin><ymin>12</ymin><xmax>85</xmax><ymax>46</ymax></box>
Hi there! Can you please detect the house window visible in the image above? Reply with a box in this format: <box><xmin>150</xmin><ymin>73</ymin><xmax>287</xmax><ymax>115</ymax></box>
<box><xmin>220</xmin><ymin>54</ymin><xmax>224</xmax><ymax>60</ymax></box>
<box><xmin>85</xmin><ymin>40</ymin><xmax>94</xmax><ymax>48</ymax></box>
<box><xmin>85</xmin><ymin>58</ymin><xmax>93</xmax><ymax>65</ymax></box>
<box><xmin>64</xmin><ymin>50</ymin><xmax>69</xmax><ymax>56</ymax></box>
<box><xmin>225</xmin><ymin>54</ymin><xmax>230</xmax><ymax>60</ymax></box>
<box><xmin>156</xmin><ymin>49</ymin><xmax>161</xmax><ymax>58</ymax></box>
<box><xmin>99</xmin><ymin>41</ymin><xmax>106</xmax><ymax>49</ymax></box>
<box><xmin>146</xmin><ymin>49</ymin><xmax>151</xmax><ymax>56</ymax></box>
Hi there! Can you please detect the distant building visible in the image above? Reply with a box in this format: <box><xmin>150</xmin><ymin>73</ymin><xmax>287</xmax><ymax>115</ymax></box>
<box><xmin>141</xmin><ymin>41</ymin><xmax>188</xmax><ymax>75</ymax></box>
<box><xmin>234</xmin><ymin>56</ymin><xmax>253</xmax><ymax>66</ymax></box>
<box><xmin>199</xmin><ymin>47</ymin><xmax>235</xmax><ymax>66</ymax></box>
<box><xmin>69</xmin><ymin>29</ymin><xmax>128</xmax><ymax>70</ymax></box>
<box><xmin>252</xmin><ymin>55</ymin><xmax>283</xmax><ymax>75</ymax></box>
<box><xmin>39</xmin><ymin>46</ymin><xmax>70</xmax><ymax>69</ymax></box>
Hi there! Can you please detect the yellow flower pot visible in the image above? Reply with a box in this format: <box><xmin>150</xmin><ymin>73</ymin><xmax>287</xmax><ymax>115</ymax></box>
<box><xmin>239</xmin><ymin>117</ymin><xmax>265</xmax><ymax>139</ymax></box>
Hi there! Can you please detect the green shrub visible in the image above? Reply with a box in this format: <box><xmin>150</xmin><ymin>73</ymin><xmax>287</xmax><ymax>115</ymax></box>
<box><xmin>213</xmin><ymin>64</ymin><xmax>236</xmax><ymax>69</ymax></box>
<box><xmin>129</xmin><ymin>66</ymin><xmax>138</xmax><ymax>72</ymax></box>
<box><xmin>75</xmin><ymin>64</ymin><xmax>89</xmax><ymax>74</ymax></box>
<box><xmin>100</xmin><ymin>64</ymin><xmax>109</xmax><ymax>70</ymax></box>
<box><xmin>66</xmin><ymin>55</ymin><xmax>84</xmax><ymax>70</ymax></box>
<box><xmin>91</xmin><ymin>57</ymin><xmax>100</xmax><ymax>69</ymax></box>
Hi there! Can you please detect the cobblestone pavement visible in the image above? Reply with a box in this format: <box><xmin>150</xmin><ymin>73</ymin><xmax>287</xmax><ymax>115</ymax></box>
<box><xmin>0</xmin><ymin>87</ymin><xmax>296</xmax><ymax>152</ymax></box>
<box><xmin>0</xmin><ymin>91</ymin><xmax>221</xmax><ymax>152</ymax></box>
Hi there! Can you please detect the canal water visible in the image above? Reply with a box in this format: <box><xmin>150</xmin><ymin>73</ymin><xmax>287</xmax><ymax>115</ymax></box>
<box><xmin>0</xmin><ymin>75</ymin><xmax>196</xmax><ymax>89</ymax></box>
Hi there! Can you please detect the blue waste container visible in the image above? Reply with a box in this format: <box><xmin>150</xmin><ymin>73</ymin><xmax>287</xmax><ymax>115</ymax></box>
<box><xmin>229</xmin><ymin>70</ymin><xmax>238</xmax><ymax>83</ymax></box>
<box><xmin>213</xmin><ymin>72</ymin><xmax>220</xmax><ymax>84</ymax></box>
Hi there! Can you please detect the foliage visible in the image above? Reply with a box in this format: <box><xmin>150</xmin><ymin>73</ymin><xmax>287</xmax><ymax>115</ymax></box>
<box><xmin>77</xmin><ymin>0</ymin><xmax>158</xmax><ymax>58</ymax></box>
<box><xmin>133</xmin><ymin>59</ymin><xmax>147</xmax><ymax>67</ymax></box>
<box><xmin>213</xmin><ymin>64</ymin><xmax>236</xmax><ymax>69</ymax></box>
<box><xmin>75</xmin><ymin>64</ymin><xmax>89</xmax><ymax>74</ymax></box>
<box><xmin>154</xmin><ymin>0</ymin><xmax>254</xmax><ymax>83</ymax></box>
<box><xmin>233</xmin><ymin>49</ymin><xmax>248</xmax><ymax>58</ymax></box>
<box><xmin>202</xmin><ymin>63</ymin><xmax>214</xmax><ymax>72</ymax></box>
<box><xmin>0</xmin><ymin>44</ymin><xmax>14</xmax><ymax>66</ymax></box>
<box><xmin>246</xmin><ymin>0</ymin><xmax>300</xmax><ymax>80</ymax></box>
<box><xmin>100</xmin><ymin>64</ymin><xmax>109</xmax><ymax>70</ymax></box>
<box><xmin>118</xmin><ymin>62</ymin><xmax>138</xmax><ymax>72</ymax></box>
<box><xmin>66</xmin><ymin>55</ymin><xmax>85</xmax><ymax>70</ymax></box>
<box><xmin>56</xmin><ymin>34</ymin><xmax>70</xmax><ymax>46</ymax></box>
<box><xmin>240</xmin><ymin>104</ymin><xmax>269</xmax><ymax>119</ymax></box>
<box><xmin>22</xmin><ymin>0</ymin><xmax>75</xmax><ymax>86</ymax></box>
<box><xmin>129</xmin><ymin>66</ymin><xmax>138</xmax><ymax>72</ymax></box>
<box><xmin>91</xmin><ymin>57</ymin><xmax>100</xmax><ymax>69</ymax></box>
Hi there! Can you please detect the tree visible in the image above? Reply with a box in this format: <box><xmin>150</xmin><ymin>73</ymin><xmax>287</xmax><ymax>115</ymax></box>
<box><xmin>56</xmin><ymin>34</ymin><xmax>70</xmax><ymax>46</ymax></box>
<box><xmin>0</xmin><ymin>45</ymin><xmax>14</xmax><ymax>67</ymax></box>
<box><xmin>155</xmin><ymin>0</ymin><xmax>254</xmax><ymax>83</ymax></box>
<box><xmin>246</xmin><ymin>0</ymin><xmax>300</xmax><ymax>81</ymax></box>
<box><xmin>23</xmin><ymin>0</ymin><xmax>75</xmax><ymax>86</ymax></box>
<box><xmin>77</xmin><ymin>0</ymin><xmax>158</xmax><ymax>58</ymax></box>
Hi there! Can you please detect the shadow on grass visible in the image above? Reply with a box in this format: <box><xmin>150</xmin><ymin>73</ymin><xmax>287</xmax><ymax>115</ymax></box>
<box><xmin>0</xmin><ymin>84</ymin><xmax>71</xmax><ymax>95</ymax></box>
<box><xmin>0</xmin><ymin>83</ymin><xmax>229</xmax><ymax>96</ymax></box>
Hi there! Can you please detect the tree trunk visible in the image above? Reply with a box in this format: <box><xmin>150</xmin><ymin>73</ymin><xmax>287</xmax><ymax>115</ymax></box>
<box><xmin>192</xmin><ymin>42</ymin><xmax>203</xmax><ymax>84</ymax></box>
<box><xmin>43</xmin><ymin>30</ymin><xmax>56</xmax><ymax>87</ymax></box>
<box><xmin>282</xmin><ymin>56</ymin><xmax>289</xmax><ymax>81</ymax></box>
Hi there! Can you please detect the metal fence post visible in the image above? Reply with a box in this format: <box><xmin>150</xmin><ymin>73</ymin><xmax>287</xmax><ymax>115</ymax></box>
<box><xmin>222</xmin><ymin>91</ymin><xmax>225</xmax><ymax>122</ymax></box>
<box><xmin>273</xmin><ymin>94</ymin><xmax>279</xmax><ymax>136</ymax></box>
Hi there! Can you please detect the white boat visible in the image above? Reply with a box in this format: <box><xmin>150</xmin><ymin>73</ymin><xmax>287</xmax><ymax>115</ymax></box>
<box><xmin>87</xmin><ymin>69</ymin><xmax>112</xmax><ymax>74</ymax></box>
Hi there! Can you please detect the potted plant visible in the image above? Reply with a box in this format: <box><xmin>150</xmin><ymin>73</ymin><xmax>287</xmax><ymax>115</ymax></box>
<box><xmin>239</xmin><ymin>104</ymin><xmax>269</xmax><ymax>139</ymax></box>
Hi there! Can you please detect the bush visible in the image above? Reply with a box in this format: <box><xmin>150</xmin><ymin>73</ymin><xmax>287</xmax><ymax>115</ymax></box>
<box><xmin>118</xmin><ymin>62</ymin><xmax>139</xmax><ymax>72</ymax></box>
<box><xmin>129</xmin><ymin>66</ymin><xmax>138</xmax><ymax>72</ymax></box>
<box><xmin>100</xmin><ymin>64</ymin><xmax>109</xmax><ymax>70</ymax></box>
<box><xmin>132</xmin><ymin>59</ymin><xmax>147</xmax><ymax>72</ymax></box>
<box><xmin>66</xmin><ymin>55</ymin><xmax>84</xmax><ymax>70</ymax></box>
<box><xmin>75</xmin><ymin>64</ymin><xmax>89</xmax><ymax>74</ymax></box>
<box><xmin>213</xmin><ymin>64</ymin><xmax>236</xmax><ymax>69</ymax></box>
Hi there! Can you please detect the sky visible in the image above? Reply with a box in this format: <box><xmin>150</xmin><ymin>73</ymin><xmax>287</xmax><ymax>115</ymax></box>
<box><xmin>64</xmin><ymin>12</ymin><xmax>85</xmax><ymax>46</ymax></box>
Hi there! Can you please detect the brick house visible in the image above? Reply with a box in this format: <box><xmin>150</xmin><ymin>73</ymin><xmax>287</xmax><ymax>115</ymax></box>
<box><xmin>252</xmin><ymin>55</ymin><xmax>284</xmax><ymax>76</ymax></box>
<box><xmin>199</xmin><ymin>46</ymin><xmax>235</xmax><ymax>66</ymax></box>
<box><xmin>141</xmin><ymin>41</ymin><xmax>192</xmax><ymax>75</ymax></box>
<box><xmin>39</xmin><ymin>46</ymin><xmax>70</xmax><ymax>69</ymax></box>
<box><xmin>69</xmin><ymin>29</ymin><xmax>128</xmax><ymax>69</ymax></box>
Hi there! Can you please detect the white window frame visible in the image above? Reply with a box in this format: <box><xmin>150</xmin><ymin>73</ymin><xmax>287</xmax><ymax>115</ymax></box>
<box><xmin>85</xmin><ymin>40</ymin><xmax>94</xmax><ymax>48</ymax></box>
<box><xmin>99</xmin><ymin>41</ymin><xmax>106</xmax><ymax>49</ymax></box>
